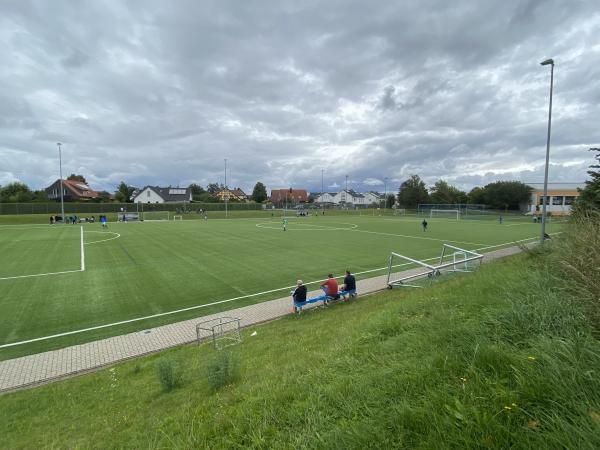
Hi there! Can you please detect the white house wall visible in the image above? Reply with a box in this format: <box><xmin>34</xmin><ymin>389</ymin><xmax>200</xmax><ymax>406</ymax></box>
<box><xmin>134</xmin><ymin>188</ymin><xmax>164</xmax><ymax>203</ymax></box>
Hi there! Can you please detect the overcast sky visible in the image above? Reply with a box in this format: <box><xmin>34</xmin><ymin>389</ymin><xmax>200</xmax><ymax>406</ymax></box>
<box><xmin>1</xmin><ymin>0</ymin><xmax>599</xmax><ymax>195</ymax></box>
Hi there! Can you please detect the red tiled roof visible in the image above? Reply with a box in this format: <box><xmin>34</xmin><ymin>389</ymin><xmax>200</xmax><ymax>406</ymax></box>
<box><xmin>62</xmin><ymin>179</ymin><xmax>99</xmax><ymax>199</ymax></box>
<box><xmin>270</xmin><ymin>189</ymin><xmax>308</xmax><ymax>203</ymax></box>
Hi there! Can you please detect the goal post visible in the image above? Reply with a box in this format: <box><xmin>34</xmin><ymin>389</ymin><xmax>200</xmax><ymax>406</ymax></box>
<box><xmin>393</xmin><ymin>208</ymin><xmax>406</xmax><ymax>216</ymax></box>
<box><xmin>386</xmin><ymin>244</ymin><xmax>483</xmax><ymax>288</ymax></box>
<box><xmin>430</xmin><ymin>209</ymin><xmax>460</xmax><ymax>220</ymax></box>
<box><xmin>142</xmin><ymin>211</ymin><xmax>170</xmax><ymax>221</ymax></box>
<box><xmin>173</xmin><ymin>215</ymin><xmax>183</xmax><ymax>221</ymax></box>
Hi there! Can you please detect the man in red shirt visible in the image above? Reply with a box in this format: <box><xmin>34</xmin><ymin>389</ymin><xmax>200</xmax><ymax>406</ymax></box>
<box><xmin>320</xmin><ymin>274</ymin><xmax>340</xmax><ymax>300</ymax></box>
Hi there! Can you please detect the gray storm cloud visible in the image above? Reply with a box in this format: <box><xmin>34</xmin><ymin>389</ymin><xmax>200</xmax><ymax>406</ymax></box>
<box><xmin>0</xmin><ymin>0</ymin><xmax>598</xmax><ymax>194</ymax></box>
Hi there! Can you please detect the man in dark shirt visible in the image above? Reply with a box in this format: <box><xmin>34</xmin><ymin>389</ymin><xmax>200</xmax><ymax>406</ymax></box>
<box><xmin>343</xmin><ymin>270</ymin><xmax>356</xmax><ymax>297</ymax></box>
<box><xmin>292</xmin><ymin>280</ymin><xmax>307</xmax><ymax>303</ymax></box>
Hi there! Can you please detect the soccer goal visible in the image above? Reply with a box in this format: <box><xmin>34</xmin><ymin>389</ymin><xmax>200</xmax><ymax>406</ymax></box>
<box><xmin>142</xmin><ymin>211</ymin><xmax>170</xmax><ymax>221</ymax></box>
<box><xmin>173</xmin><ymin>215</ymin><xmax>183</xmax><ymax>221</ymax></box>
<box><xmin>430</xmin><ymin>209</ymin><xmax>460</xmax><ymax>220</ymax></box>
<box><xmin>386</xmin><ymin>244</ymin><xmax>483</xmax><ymax>289</ymax></box>
<box><xmin>393</xmin><ymin>208</ymin><xmax>406</xmax><ymax>216</ymax></box>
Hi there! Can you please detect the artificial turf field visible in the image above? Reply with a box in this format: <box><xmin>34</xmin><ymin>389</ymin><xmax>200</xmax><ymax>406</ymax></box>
<box><xmin>0</xmin><ymin>214</ymin><xmax>561</xmax><ymax>359</ymax></box>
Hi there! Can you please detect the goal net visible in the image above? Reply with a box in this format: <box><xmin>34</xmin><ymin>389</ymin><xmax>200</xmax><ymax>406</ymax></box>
<box><xmin>173</xmin><ymin>215</ymin><xmax>183</xmax><ymax>221</ymax></box>
<box><xmin>142</xmin><ymin>211</ymin><xmax>170</xmax><ymax>221</ymax></box>
<box><xmin>386</xmin><ymin>244</ymin><xmax>483</xmax><ymax>288</ymax></box>
<box><xmin>393</xmin><ymin>208</ymin><xmax>406</xmax><ymax>216</ymax></box>
<box><xmin>430</xmin><ymin>209</ymin><xmax>460</xmax><ymax>220</ymax></box>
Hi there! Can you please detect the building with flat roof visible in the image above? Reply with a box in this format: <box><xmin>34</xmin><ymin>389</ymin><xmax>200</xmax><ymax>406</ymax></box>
<box><xmin>525</xmin><ymin>183</ymin><xmax>584</xmax><ymax>216</ymax></box>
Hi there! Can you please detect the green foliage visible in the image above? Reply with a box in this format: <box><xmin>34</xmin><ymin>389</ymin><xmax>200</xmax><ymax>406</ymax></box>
<box><xmin>468</xmin><ymin>186</ymin><xmax>486</xmax><ymax>204</ymax></box>
<box><xmin>0</xmin><ymin>182</ymin><xmax>33</xmax><ymax>203</ymax></box>
<box><xmin>575</xmin><ymin>147</ymin><xmax>600</xmax><ymax>211</ymax></box>
<box><xmin>156</xmin><ymin>358</ymin><xmax>184</xmax><ymax>391</ymax></box>
<box><xmin>251</xmin><ymin>181</ymin><xmax>268</xmax><ymax>203</ymax></box>
<box><xmin>114</xmin><ymin>181</ymin><xmax>135</xmax><ymax>203</ymax></box>
<box><xmin>397</xmin><ymin>174</ymin><xmax>429</xmax><ymax>208</ymax></box>
<box><xmin>91</xmin><ymin>191</ymin><xmax>111</xmax><ymax>203</ymax></box>
<box><xmin>206</xmin><ymin>183</ymin><xmax>224</xmax><ymax>195</ymax></box>
<box><xmin>67</xmin><ymin>174</ymin><xmax>87</xmax><ymax>183</ymax></box>
<box><xmin>32</xmin><ymin>190</ymin><xmax>48</xmax><ymax>202</ymax></box>
<box><xmin>554</xmin><ymin>209</ymin><xmax>600</xmax><ymax>327</ymax></box>
<box><xmin>482</xmin><ymin>181</ymin><xmax>532</xmax><ymax>210</ymax></box>
<box><xmin>204</xmin><ymin>350</ymin><xmax>240</xmax><ymax>391</ymax></box>
<box><xmin>189</xmin><ymin>183</ymin><xmax>206</xmax><ymax>201</ymax></box>
<box><xmin>429</xmin><ymin>179</ymin><xmax>468</xmax><ymax>204</ymax></box>
<box><xmin>385</xmin><ymin>193</ymin><xmax>395</xmax><ymax>208</ymax></box>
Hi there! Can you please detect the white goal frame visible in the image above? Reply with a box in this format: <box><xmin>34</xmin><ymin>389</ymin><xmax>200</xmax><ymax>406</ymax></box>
<box><xmin>430</xmin><ymin>209</ymin><xmax>460</xmax><ymax>220</ymax></box>
<box><xmin>386</xmin><ymin>244</ymin><xmax>483</xmax><ymax>288</ymax></box>
<box><xmin>173</xmin><ymin>215</ymin><xmax>183</xmax><ymax>221</ymax></box>
<box><xmin>393</xmin><ymin>208</ymin><xmax>406</xmax><ymax>216</ymax></box>
<box><xmin>142</xmin><ymin>211</ymin><xmax>170</xmax><ymax>221</ymax></box>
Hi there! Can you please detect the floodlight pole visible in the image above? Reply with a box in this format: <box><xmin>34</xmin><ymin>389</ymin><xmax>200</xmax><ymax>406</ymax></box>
<box><xmin>57</xmin><ymin>143</ymin><xmax>65</xmax><ymax>224</ymax></box>
<box><xmin>321</xmin><ymin>168</ymin><xmax>324</xmax><ymax>214</ymax></box>
<box><xmin>540</xmin><ymin>58</ymin><xmax>554</xmax><ymax>244</ymax></box>
<box><xmin>224</xmin><ymin>158</ymin><xmax>228</xmax><ymax>219</ymax></box>
<box><xmin>384</xmin><ymin>176</ymin><xmax>388</xmax><ymax>212</ymax></box>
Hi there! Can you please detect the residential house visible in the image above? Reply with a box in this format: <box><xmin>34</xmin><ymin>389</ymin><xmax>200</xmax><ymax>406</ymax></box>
<box><xmin>270</xmin><ymin>189</ymin><xmax>308</xmax><ymax>207</ymax></box>
<box><xmin>132</xmin><ymin>186</ymin><xmax>192</xmax><ymax>203</ymax></box>
<box><xmin>46</xmin><ymin>179</ymin><xmax>99</xmax><ymax>201</ymax></box>
<box><xmin>216</xmin><ymin>187</ymin><xmax>248</xmax><ymax>202</ymax></box>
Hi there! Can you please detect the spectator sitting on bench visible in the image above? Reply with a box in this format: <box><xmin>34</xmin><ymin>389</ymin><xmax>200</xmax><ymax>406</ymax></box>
<box><xmin>320</xmin><ymin>274</ymin><xmax>340</xmax><ymax>300</ymax></box>
<box><xmin>342</xmin><ymin>269</ymin><xmax>357</xmax><ymax>297</ymax></box>
<box><xmin>292</xmin><ymin>279</ymin><xmax>307</xmax><ymax>304</ymax></box>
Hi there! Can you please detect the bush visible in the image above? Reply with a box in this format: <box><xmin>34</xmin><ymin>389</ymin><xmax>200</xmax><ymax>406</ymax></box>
<box><xmin>205</xmin><ymin>350</ymin><xmax>240</xmax><ymax>391</ymax></box>
<box><xmin>156</xmin><ymin>358</ymin><xmax>184</xmax><ymax>391</ymax></box>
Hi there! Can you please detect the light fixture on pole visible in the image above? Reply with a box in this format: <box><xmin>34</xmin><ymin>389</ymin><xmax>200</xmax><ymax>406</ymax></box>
<box><xmin>224</xmin><ymin>158</ymin><xmax>228</xmax><ymax>219</ymax></box>
<box><xmin>540</xmin><ymin>58</ymin><xmax>554</xmax><ymax>243</ymax></box>
<box><xmin>57</xmin><ymin>143</ymin><xmax>65</xmax><ymax>224</ymax></box>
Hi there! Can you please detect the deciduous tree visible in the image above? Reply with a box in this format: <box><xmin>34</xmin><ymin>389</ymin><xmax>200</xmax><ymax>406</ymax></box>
<box><xmin>251</xmin><ymin>182</ymin><xmax>268</xmax><ymax>203</ymax></box>
<box><xmin>397</xmin><ymin>175</ymin><xmax>429</xmax><ymax>208</ymax></box>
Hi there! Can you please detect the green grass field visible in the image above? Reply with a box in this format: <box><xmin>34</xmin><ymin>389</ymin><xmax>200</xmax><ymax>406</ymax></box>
<box><xmin>0</xmin><ymin>214</ymin><xmax>561</xmax><ymax>359</ymax></box>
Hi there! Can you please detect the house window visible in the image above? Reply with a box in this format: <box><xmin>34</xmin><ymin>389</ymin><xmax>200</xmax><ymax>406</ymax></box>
<box><xmin>564</xmin><ymin>196</ymin><xmax>575</xmax><ymax>205</ymax></box>
<box><xmin>552</xmin><ymin>196</ymin><xmax>563</xmax><ymax>206</ymax></box>
<box><xmin>147</xmin><ymin>190</ymin><xmax>151</xmax><ymax>197</ymax></box>
<box><xmin>538</xmin><ymin>195</ymin><xmax>550</xmax><ymax>205</ymax></box>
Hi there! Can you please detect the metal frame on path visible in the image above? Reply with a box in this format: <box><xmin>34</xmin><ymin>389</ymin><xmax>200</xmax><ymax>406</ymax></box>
<box><xmin>386</xmin><ymin>244</ymin><xmax>484</xmax><ymax>289</ymax></box>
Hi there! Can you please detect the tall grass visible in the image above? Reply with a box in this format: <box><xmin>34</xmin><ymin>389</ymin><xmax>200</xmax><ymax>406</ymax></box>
<box><xmin>553</xmin><ymin>210</ymin><xmax>600</xmax><ymax>329</ymax></box>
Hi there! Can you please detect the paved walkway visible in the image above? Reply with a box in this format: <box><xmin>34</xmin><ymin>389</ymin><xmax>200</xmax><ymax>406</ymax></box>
<box><xmin>0</xmin><ymin>245</ymin><xmax>523</xmax><ymax>393</ymax></box>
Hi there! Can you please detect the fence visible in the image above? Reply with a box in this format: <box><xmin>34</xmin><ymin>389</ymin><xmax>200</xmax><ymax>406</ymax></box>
<box><xmin>0</xmin><ymin>202</ymin><xmax>264</xmax><ymax>215</ymax></box>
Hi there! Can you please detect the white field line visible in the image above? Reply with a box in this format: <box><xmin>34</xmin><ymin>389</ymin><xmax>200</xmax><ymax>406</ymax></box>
<box><xmin>0</xmin><ymin>235</ymin><xmax>545</xmax><ymax>349</ymax></box>
<box><xmin>0</xmin><ymin>227</ymin><xmax>85</xmax><ymax>281</ymax></box>
<box><xmin>83</xmin><ymin>231</ymin><xmax>121</xmax><ymax>245</ymax></box>
<box><xmin>346</xmin><ymin>228</ymin><xmax>492</xmax><ymax>247</ymax></box>
<box><xmin>80</xmin><ymin>226</ymin><xmax>85</xmax><ymax>271</ymax></box>
<box><xmin>0</xmin><ymin>269</ymin><xmax>83</xmax><ymax>282</ymax></box>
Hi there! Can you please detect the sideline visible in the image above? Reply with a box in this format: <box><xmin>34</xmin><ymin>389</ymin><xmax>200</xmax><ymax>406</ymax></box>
<box><xmin>0</xmin><ymin>235</ymin><xmax>542</xmax><ymax>349</ymax></box>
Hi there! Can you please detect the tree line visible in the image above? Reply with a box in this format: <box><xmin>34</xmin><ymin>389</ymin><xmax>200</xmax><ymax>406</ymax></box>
<box><xmin>396</xmin><ymin>175</ymin><xmax>533</xmax><ymax>210</ymax></box>
<box><xmin>0</xmin><ymin>177</ymin><xmax>270</xmax><ymax>204</ymax></box>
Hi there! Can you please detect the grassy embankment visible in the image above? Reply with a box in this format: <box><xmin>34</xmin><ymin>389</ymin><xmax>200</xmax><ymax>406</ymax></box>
<box><xmin>0</xmin><ymin>217</ymin><xmax>599</xmax><ymax>448</ymax></box>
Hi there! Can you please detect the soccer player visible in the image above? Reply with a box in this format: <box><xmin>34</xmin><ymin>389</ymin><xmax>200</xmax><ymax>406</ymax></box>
<box><xmin>320</xmin><ymin>274</ymin><xmax>340</xmax><ymax>300</ymax></box>
<box><xmin>100</xmin><ymin>215</ymin><xmax>107</xmax><ymax>229</ymax></box>
<box><xmin>421</xmin><ymin>219</ymin><xmax>428</xmax><ymax>232</ymax></box>
<box><xmin>498</xmin><ymin>215</ymin><xmax>503</xmax><ymax>224</ymax></box>
<box><xmin>282</xmin><ymin>217</ymin><xmax>288</xmax><ymax>231</ymax></box>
